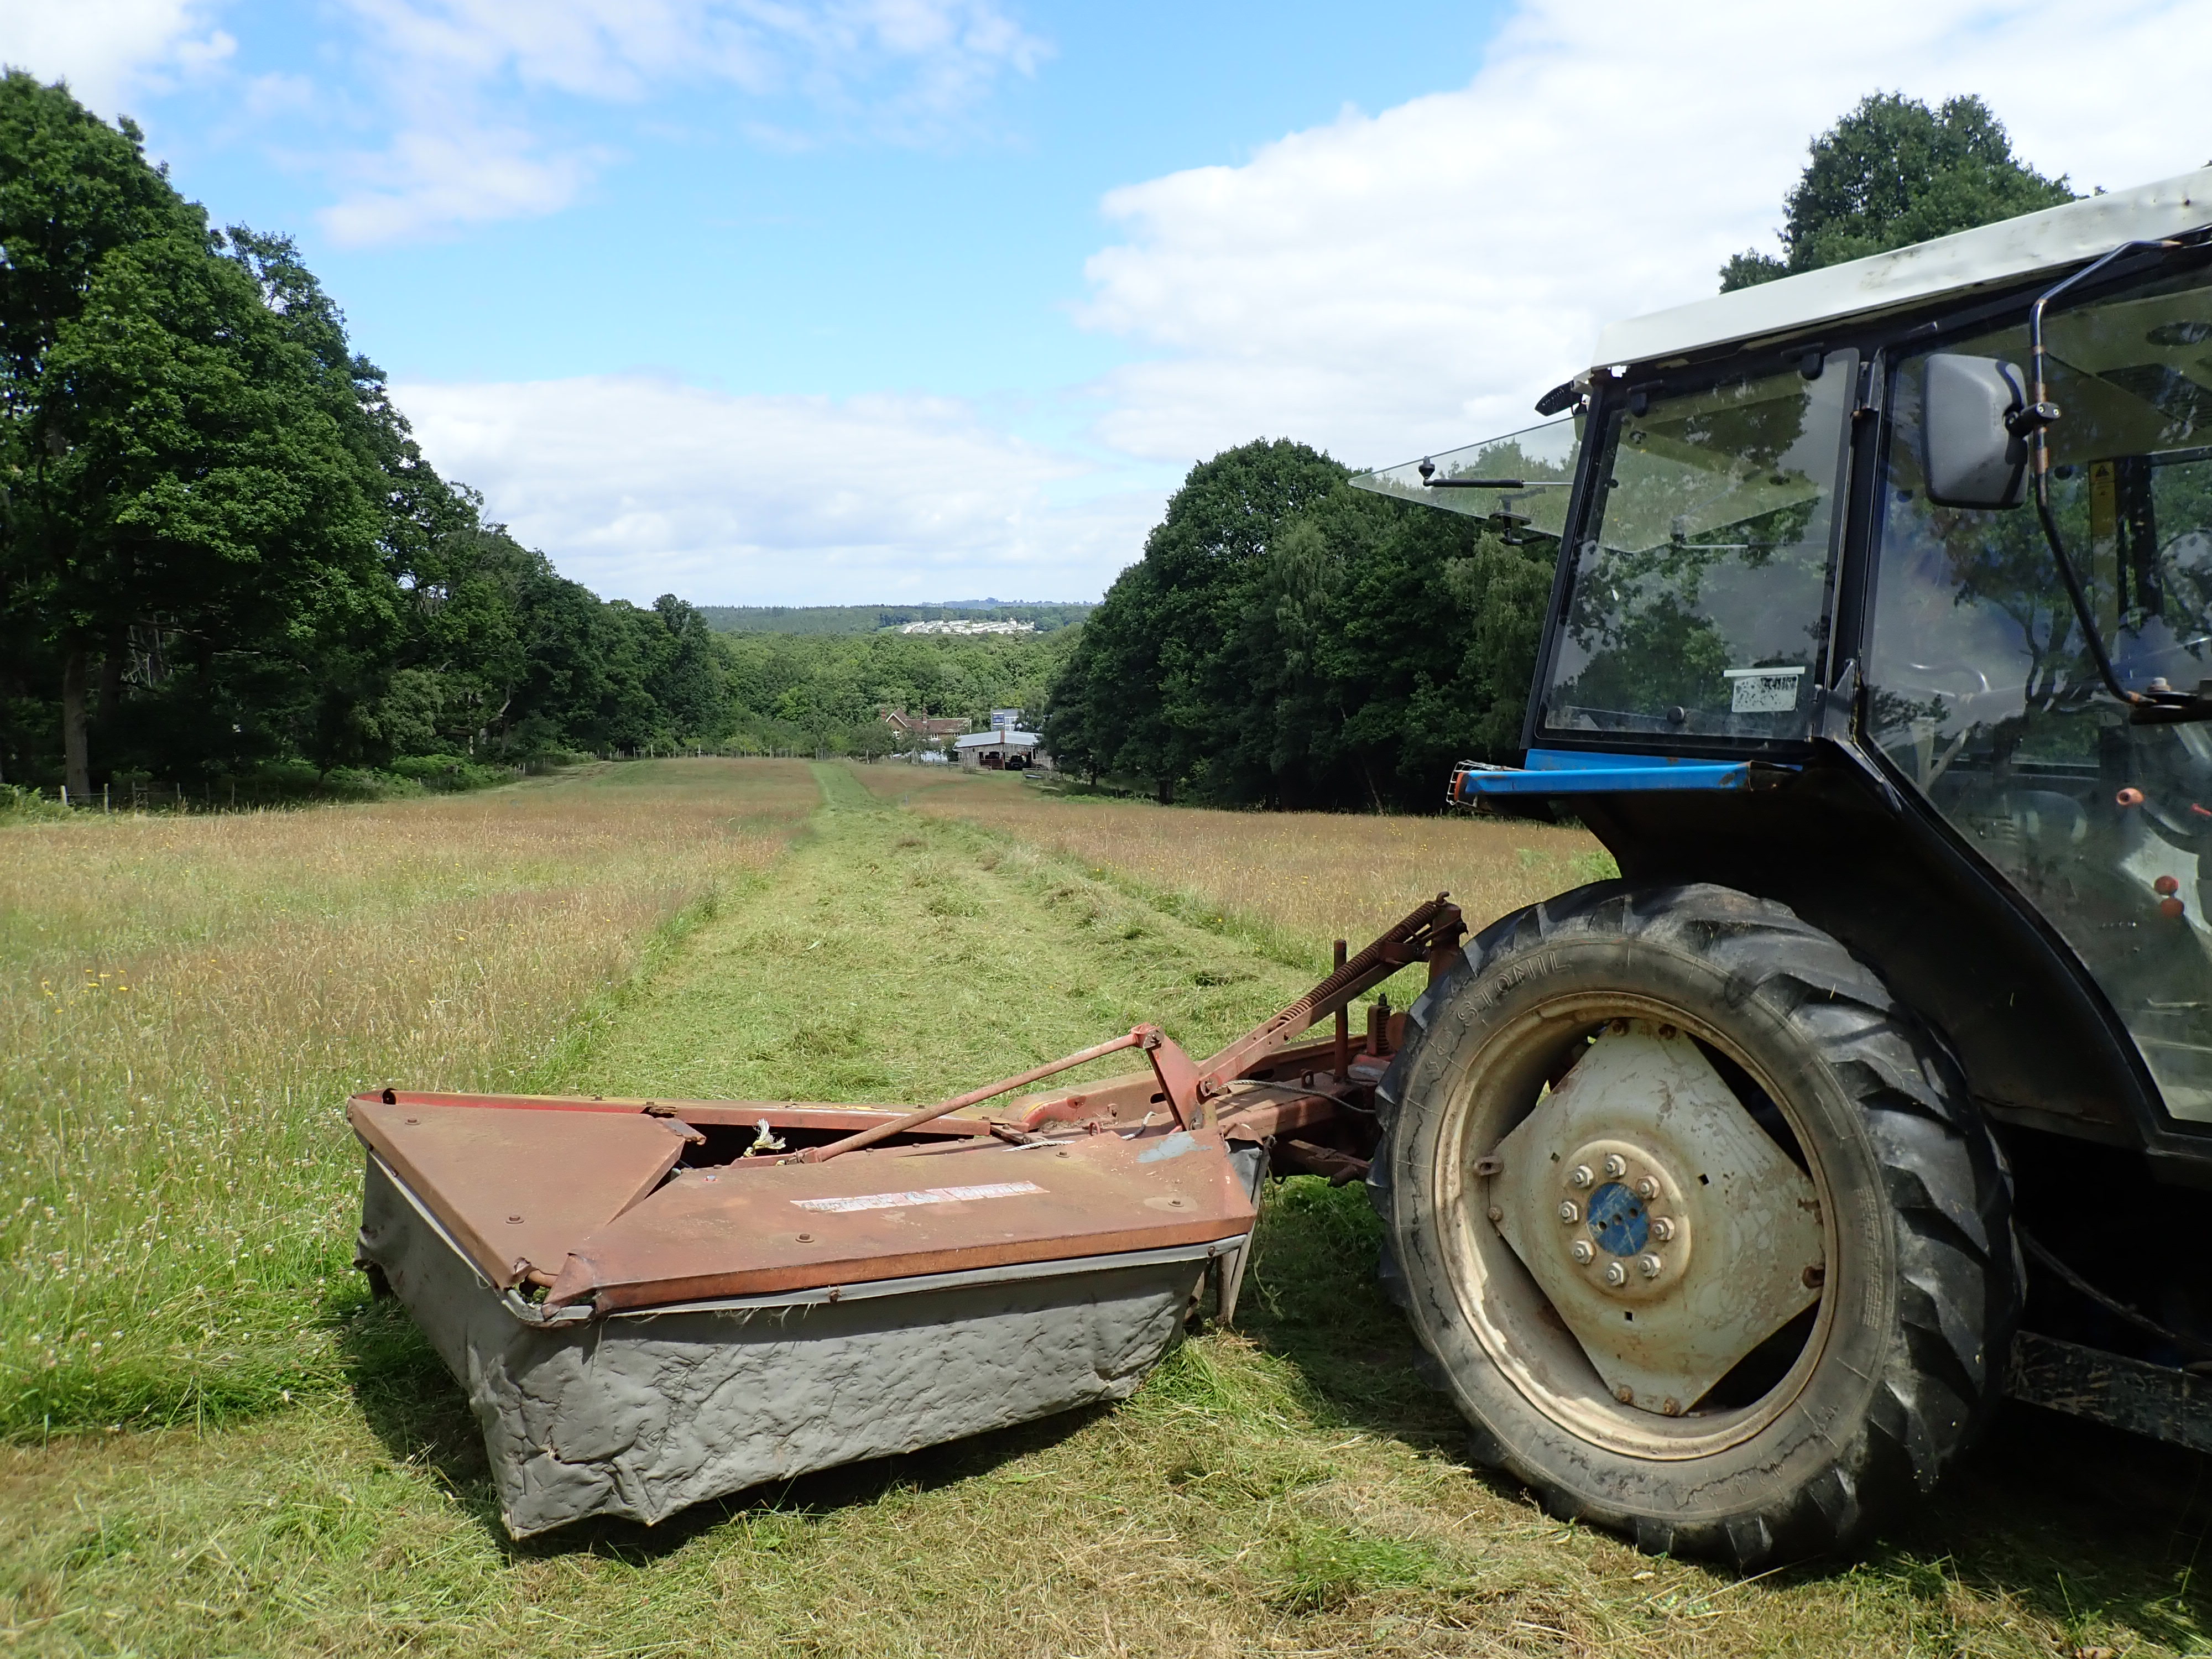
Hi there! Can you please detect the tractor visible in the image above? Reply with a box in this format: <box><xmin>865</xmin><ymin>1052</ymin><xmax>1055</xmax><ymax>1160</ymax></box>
<box><xmin>1347</xmin><ymin>163</ymin><xmax>2212</xmax><ymax>1564</ymax></box>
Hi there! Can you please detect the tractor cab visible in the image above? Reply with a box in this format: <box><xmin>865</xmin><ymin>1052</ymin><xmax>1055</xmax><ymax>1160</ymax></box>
<box><xmin>1358</xmin><ymin>179</ymin><xmax>2212</xmax><ymax>1138</ymax></box>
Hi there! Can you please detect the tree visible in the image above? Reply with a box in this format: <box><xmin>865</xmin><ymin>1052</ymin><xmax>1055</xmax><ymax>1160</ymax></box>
<box><xmin>0</xmin><ymin>71</ymin><xmax>204</xmax><ymax>791</ymax></box>
<box><xmin>1047</xmin><ymin>440</ymin><xmax>1348</xmax><ymax>800</ymax></box>
<box><xmin>1720</xmin><ymin>93</ymin><xmax>2075</xmax><ymax>292</ymax></box>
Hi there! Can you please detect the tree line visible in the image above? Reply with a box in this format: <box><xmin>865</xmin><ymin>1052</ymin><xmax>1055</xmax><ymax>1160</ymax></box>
<box><xmin>1043</xmin><ymin>94</ymin><xmax>2076</xmax><ymax>812</ymax></box>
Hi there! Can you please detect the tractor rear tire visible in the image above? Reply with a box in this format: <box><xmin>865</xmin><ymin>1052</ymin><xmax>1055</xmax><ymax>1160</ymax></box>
<box><xmin>1373</xmin><ymin>881</ymin><xmax>2017</xmax><ymax>1567</ymax></box>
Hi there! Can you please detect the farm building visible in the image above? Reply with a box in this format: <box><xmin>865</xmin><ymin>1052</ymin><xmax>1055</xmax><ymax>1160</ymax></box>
<box><xmin>954</xmin><ymin>730</ymin><xmax>1046</xmax><ymax>771</ymax></box>
<box><xmin>880</xmin><ymin>709</ymin><xmax>971</xmax><ymax>747</ymax></box>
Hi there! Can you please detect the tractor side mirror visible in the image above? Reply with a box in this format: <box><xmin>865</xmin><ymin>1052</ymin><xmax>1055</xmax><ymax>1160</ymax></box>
<box><xmin>1922</xmin><ymin>354</ymin><xmax>2029</xmax><ymax>509</ymax></box>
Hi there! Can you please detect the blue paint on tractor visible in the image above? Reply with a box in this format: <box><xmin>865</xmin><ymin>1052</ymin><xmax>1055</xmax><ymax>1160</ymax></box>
<box><xmin>1586</xmin><ymin>1182</ymin><xmax>1650</xmax><ymax>1256</ymax></box>
<box><xmin>1448</xmin><ymin>748</ymin><xmax>1797</xmax><ymax>802</ymax></box>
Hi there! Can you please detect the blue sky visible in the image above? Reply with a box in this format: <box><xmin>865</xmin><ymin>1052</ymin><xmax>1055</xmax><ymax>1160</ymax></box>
<box><xmin>146</xmin><ymin>2</ymin><xmax>1503</xmax><ymax>401</ymax></box>
<box><xmin>11</xmin><ymin>0</ymin><xmax>2212</xmax><ymax>604</ymax></box>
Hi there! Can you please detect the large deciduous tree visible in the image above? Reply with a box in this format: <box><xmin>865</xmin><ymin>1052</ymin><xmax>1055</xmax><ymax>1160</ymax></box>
<box><xmin>1045</xmin><ymin>440</ymin><xmax>1552</xmax><ymax>810</ymax></box>
<box><xmin>1720</xmin><ymin>93</ymin><xmax>2074</xmax><ymax>292</ymax></box>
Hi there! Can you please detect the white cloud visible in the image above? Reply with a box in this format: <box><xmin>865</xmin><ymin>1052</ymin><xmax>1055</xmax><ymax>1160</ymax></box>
<box><xmin>395</xmin><ymin>374</ymin><xmax>1158</xmax><ymax>603</ymax></box>
<box><xmin>1078</xmin><ymin>0</ymin><xmax>2212</xmax><ymax>471</ymax></box>
<box><xmin>0</xmin><ymin>0</ymin><xmax>233</xmax><ymax>117</ymax></box>
<box><xmin>320</xmin><ymin>124</ymin><xmax>604</xmax><ymax>246</ymax></box>
<box><xmin>320</xmin><ymin>0</ymin><xmax>1047</xmax><ymax>244</ymax></box>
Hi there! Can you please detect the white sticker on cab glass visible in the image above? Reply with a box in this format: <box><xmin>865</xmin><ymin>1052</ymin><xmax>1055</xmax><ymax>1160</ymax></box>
<box><xmin>1723</xmin><ymin>666</ymin><xmax>1805</xmax><ymax>715</ymax></box>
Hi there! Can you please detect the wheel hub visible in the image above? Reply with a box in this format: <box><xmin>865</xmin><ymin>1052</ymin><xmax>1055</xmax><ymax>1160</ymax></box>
<box><xmin>1484</xmin><ymin>1020</ymin><xmax>1824</xmax><ymax>1416</ymax></box>
<box><xmin>1556</xmin><ymin>1138</ymin><xmax>1695</xmax><ymax>1292</ymax></box>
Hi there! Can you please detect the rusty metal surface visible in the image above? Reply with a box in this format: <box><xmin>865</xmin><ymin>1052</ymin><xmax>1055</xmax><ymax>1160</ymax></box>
<box><xmin>357</xmin><ymin>1091</ymin><xmax>994</xmax><ymax>1136</ymax></box>
<box><xmin>547</xmin><ymin>1125</ymin><xmax>1255</xmax><ymax>1312</ymax></box>
<box><xmin>1276</xmin><ymin>1139</ymin><xmax>1371</xmax><ymax>1186</ymax></box>
<box><xmin>804</xmin><ymin>1026</ymin><xmax>1176</xmax><ymax>1161</ymax></box>
<box><xmin>350</xmin><ymin>901</ymin><xmax>1463</xmax><ymax>1317</ymax></box>
<box><xmin>1214</xmin><ymin>1082</ymin><xmax>1346</xmax><ymax>1142</ymax></box>
<box><xmin>349</xmin><ymin>1097</ymin><xmax>692</xmax><ymax>1289</ymax></box>
<box><xmin>1196</xmin><ymin>895</ymin><xmax>1460</xmax><ymax>1087</ymax></box>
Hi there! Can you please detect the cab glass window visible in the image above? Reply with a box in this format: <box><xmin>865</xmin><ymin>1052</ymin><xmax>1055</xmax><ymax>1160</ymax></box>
<box><xmin>1540</xmin><ymin>353</ymin><xmax>1856</xmax><ymax>742</ymax></box>
<box><xmin>1866</xmin><ymin>263</ymin><xmax>2212</xmax><ymax>1120</ymax></box>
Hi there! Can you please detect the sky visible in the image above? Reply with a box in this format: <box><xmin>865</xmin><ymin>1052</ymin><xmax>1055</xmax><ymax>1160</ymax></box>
<box><xmin>7</xmin><ymin>1</ymin><xmax>2212</xmax><ymax>606</ymax></box>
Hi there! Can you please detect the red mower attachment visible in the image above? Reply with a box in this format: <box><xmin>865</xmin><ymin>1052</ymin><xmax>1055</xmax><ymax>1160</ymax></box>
<box><xmin>348</xmin><ymin>895</ymin><xmax>1464</xmax><ymax>1536</ymax></box>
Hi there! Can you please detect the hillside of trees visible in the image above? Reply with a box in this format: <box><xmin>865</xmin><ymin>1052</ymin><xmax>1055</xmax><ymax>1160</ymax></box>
<box><xmin>1045</xmin><ymin>93</ymin><xmax>2073</xmax><ymax>812</ymax></box>
<box><xmin>0</xmin><ymin>74</ymin><xmax>1058</xmax><ymax>796</ymax></box>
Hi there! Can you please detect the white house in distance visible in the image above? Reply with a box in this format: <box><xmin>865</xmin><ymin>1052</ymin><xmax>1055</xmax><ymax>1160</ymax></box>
<box><xmin>955</xmin><ymin>729</ymin><xmax>1048</xmax><ymax>771</ymax></box>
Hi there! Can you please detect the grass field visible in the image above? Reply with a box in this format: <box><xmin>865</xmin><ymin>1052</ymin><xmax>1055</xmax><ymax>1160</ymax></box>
<box><xmin>3</xmin><ymin>759</ymin><xmax>2210</xmax><ymax>1656</ymax></box>
<box><xmin>858</xmin><ymin>766</ymin><xmax>1614</xmax><ymax>973</ymax></box>
<box><xmin>0</xmin><ymin>760</ymin><xmax>818</xmax><ymax>1436</ymax></box>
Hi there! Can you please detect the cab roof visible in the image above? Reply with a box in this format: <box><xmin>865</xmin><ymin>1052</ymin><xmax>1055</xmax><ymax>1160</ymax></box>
<box><xmin>1593</xmin><ymin>165</ymin><xmax>2212</xmax><ymax>372</ymax></box>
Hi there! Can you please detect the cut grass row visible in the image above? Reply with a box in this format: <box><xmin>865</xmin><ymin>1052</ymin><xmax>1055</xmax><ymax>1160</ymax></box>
<box><xmin>0</xmin><ymin>760</ymin><xmax>820</xmax><ymax>1436</ymax></box>
<box><xmin>2</xmin><ymin>760</ymin><xmax>2208</xmax><ymax>1655</ymax></box>
<box><xmin>858</xmin><ymin>765</ymin><xmax>1617</xmax><ymax>975</ymax></box>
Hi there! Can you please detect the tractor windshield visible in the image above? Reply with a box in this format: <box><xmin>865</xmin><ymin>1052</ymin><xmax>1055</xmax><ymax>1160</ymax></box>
<box><xmin>1537</xmin><ymin>351</ymin><xmax>1858</xmax><ymax>742</ymax></box>
<box><xmin>1866</xmin><ymin>261</ymin><xmax>2212</xmax><ymax>1121</ymax></box>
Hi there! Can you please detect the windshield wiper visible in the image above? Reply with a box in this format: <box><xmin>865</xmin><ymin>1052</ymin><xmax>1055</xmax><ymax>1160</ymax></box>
<box><xmin>2021</xmin><ymin>239</ymin><xmax>2212</xmax><ymax>723</ymax></box>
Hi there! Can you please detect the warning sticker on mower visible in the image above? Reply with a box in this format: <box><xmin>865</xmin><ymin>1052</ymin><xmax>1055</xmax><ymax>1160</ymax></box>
<box><xmin>1723</xmin><ymin>665</ymin><xmax>1804</xmax><ymax>714</ymax></box>
<box><xmin>792</xmin><ymin>1181</ymin><xmax>1045</xmax><ymax>1213</ymax></box>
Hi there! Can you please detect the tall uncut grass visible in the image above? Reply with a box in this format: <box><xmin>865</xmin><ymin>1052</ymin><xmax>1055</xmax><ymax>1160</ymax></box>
<box><xmin>864</xmin><ymin>768</ymin><xmax>1614</xmax><ymax>967</ymax></box>
<box><xmin>0</xmin><ymin>760</ymin><xmax>818</xmax><ymax>1436</ymax></box>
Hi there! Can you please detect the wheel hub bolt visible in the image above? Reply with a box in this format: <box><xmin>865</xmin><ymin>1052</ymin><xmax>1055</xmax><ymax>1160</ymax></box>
<box><xmin>1569</xmin><ymin>1165</ymin><xmax>1594</xmax><ymax>1189</ymax></box>
<box><xmin>1570</xmin><ymin>1239</ymin><xmax>1595</xmax><ymax>1264</ymax></box>
<box><xmin>1603</xmin><ymin>1261</ymin><xmax>1627</xmax><ymax>1287</ymax></box>
<box><xmin>1558</xmin><ymin>1200</ymin><xmax>1580</xmax><ymax>1223</ymax></box>
<box><xmin>1637</xmin><ymin>1254</ymin><xmax>1663</xmax><ymax>1279</ymax></box>
<box><xmin>1602</xmin><ymin>1154</ymin><xmax>1627</xmax><ymax>1180</ymax></box>
<box><xmin>1650</xmin><ymin>1217</ymin><xmax>1676</xmax><ymax>1243</ymax></box>
<box><xmin>1634</xmin><ymin>1175</ymin><xmax>1660</xmax><ymax>1200</ymax></box>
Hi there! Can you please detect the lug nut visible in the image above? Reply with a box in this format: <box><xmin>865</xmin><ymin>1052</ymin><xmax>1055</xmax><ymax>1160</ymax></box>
<box><xmin>1603</xmin><ymin>1154</ymin><xmax>1627</xmax><ymax>1180</ymax></box>
<box><xmin>1609</xmin><ymin>1019</ymin><xmax>1630</xmax><ymax>1036</ymax></box>
<box><xmin>1803</xmin><ymin>1263</ymin><xmax>1826</xmax><ymax>1289</ymax></box>
<box><xmin>1487</xmin><ymin>1206</ymin><xmax>1504</xmax><ymax>1223</ymax></box>
<box><xmin>1615</xmin><ymin>1384</ymin><xmax>1635</xmax><ymax>1404</ymax></box>
<box><xmin>1651</xmin><ymin>1217</ymin><xmax>1676</xmax><ymax>1243</ymax></box>
<box><xmin>1634</xmin><ymin>1175</ymin><xmax>1659</xmax><ymax>1200</ymax></box>
<box><xmin>1603</xmin><ymin>1261</ymin><xmax>1627</xmax><ymax>1287</ymax></box>
<box><xmin>1569</xmin><ymin>1164</ymin><xmax>1594</xmax><ymax>1189</ymax></box>
<box><xmin>1637</xmin><ymin>1254</ymin><xmax>1663</xmax><ymax>1279</ymax></box>
<box><xmin>1656</xmin><ymin>1024</ymin><xmax>1677</xmax><ymax>1040</ymax></box>
<box><xmin>1570</xmin><ymin>1239</ymin><xmax>1595</xmax><ymax>1264</ymax></box>
<box><xmin>1558</xmin><ymin>1200</ymin><xmax>1580</xmax><ymax>1223</ymax></box>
